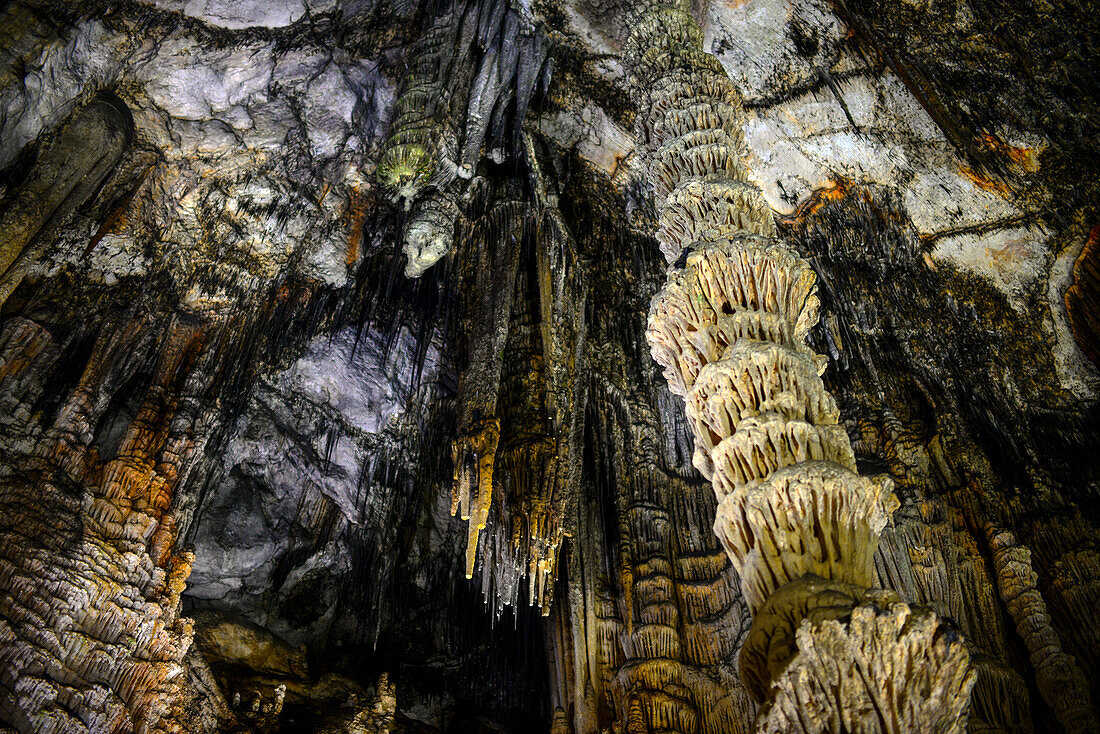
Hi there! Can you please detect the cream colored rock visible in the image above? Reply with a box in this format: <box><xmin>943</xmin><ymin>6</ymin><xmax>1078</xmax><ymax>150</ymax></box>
<box><xmin>739</xmin><ymin>575</ymin><xmax>898</xmax><ymax>701</ymax></box>
<box><xmin>657</xmin><ymin>178</ymin><xmax>778</xmax><ymax>261</ymax></box>
<box><xmin>709</xmin><ymin>416</ymin><xmax>854</xmax><ymax>492</ymax></box>
<box><xmin>685</xmin><ymin>340</ymin><xmax>839</xmax><ymax>473</ymax></box>
<box><xmin>403</xmin><ymin>191</ymin><xmax>459</xmax><ymax>278</ymax></box>
<box><xmin>646</xmin><ymin>237</ymin><xmax>821</xmax><ymax>395</ymax></box>
<box><xmin>648</xmin><ymin>129</ymin><xmax>750</xmax><ymax>201</ymax></box>
<box><xmin>642</xmin><ymin>71</ymin><xmax>743</xmax><ymax>128</ymax></box>
<box><xmin>635</xmin><ymin>45</ymin><xmax>727</xmax><ymax>90</ymax></box>
<box><xmin>755</xmin><ymin>598</ymin><xmax>976</xmax><ymax>733</ymax></box>
<box><xmin>652</xmin><ymin>308</ymin><xmax>812</xmax><ymax>401</ymax></box>
<box><xmin>650</xmin><ymin>100</ymin><xmax>745</xmax><ymax>152</ymax></box>
<box><xmin>713</xmin><ymin>462</ymin><xmax>897</xmax><ymax>611</ymax></box>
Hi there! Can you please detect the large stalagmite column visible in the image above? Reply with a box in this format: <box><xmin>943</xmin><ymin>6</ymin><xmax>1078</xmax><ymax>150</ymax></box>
<box><xmin>0</xmin><ymin>315</ymin><xmax>207</xmax><ymax>733</ymax></box>
<box><xmin>624</xmin><ymin>3</ymin><xmax>976</xmax><ymax>730</ymax></box>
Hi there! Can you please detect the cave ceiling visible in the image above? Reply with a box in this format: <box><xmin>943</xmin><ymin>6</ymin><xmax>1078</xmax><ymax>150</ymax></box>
<box><xmin>0</xmin><ymin>0</ymin><xmax>1098</xmax><ymax>732</ymax></box>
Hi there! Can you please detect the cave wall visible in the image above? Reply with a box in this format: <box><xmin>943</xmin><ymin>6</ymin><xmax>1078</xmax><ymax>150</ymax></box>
<box><xmin>0</xmin><ymin>0</ymin><xmax>1097</xmax><ymax>732</ymax></box>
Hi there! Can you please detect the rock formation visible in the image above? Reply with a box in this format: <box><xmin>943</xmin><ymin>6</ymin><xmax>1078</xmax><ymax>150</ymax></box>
<box><xmin>0</xmin><ymin>0</ymin><xmax>1097</xmax><ymax>732</ymax></box>
<box><xmin>627</xmin><ymin>3</ymin><xmax>977</xmax><ymax>729</ymax></box>
<box><xmin>0</xmin><ymin>94</ymin><xmax>132</xmax><ymax>306</ymax></box>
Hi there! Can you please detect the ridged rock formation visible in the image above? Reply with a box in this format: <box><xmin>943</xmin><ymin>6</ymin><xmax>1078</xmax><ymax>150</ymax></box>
<box><xmin>0</xmin><ymin>0</ymin><xmax>1096</xmax><ymax>730</ymax></box>
<box><xmin>625</xmin><ymin>3</ymin><xmax>976</xmax><ymax>729</ymax></box>
<box><xmin>988</xmin><ymin>527</ymin><xmax>1098</xmax><ymax>734</ymax></box>
<box><xmin>0</xmin><ymin>316</ymin><xmax>203</xmax><ymax>733</ymax></box>
<box><xmin>752</xmin><ymin>581</ymin><xmax>974</xmax><ymax>733</ymax></box>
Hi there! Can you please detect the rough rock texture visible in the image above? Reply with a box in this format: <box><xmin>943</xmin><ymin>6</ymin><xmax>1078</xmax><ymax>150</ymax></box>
<box><xmin>988</xmin><ymin>528</ymin><xmax>1097</xmax><ymax>734</ymax></box>
<box><xmin>0</xmin><ymin>315</ymin><xmax>206</xmax><ymax>733</ymax></box>
<box><xmin>756</xmin><ymin>593</ymin><xmax>976</xmax><ymax>733</ymax></box>
<box><xmin>1065</xmin><ymin>224</ymin><xmax>1100</xmax><ymax>366</ymax></box>
<box><xmin>0</xmin><ymin>95</ymin><xmax>132</xmax><ymax>305</ymax></box>
<box><xmin>0</xmin><ymin>0</ymin><xmax>1097</xmax><ymax>731</ymax></box>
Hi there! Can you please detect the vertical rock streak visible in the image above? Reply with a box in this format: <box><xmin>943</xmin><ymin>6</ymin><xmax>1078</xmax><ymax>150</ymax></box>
<box><xmin>0</xmin><ymin>95</ymin><xmax>132</xmax><ymax>308</ymax></box>
<box><xmin>625</xmin><ymin>4</ymin><xmax>976</xmax><ymax>730</ymax></box>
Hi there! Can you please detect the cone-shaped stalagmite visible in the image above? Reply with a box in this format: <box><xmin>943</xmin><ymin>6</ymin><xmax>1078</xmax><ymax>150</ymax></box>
<box><xmin>625</xmin><ymin>4</ymin><xmax>975</xmax><ymax>730</ymax></box>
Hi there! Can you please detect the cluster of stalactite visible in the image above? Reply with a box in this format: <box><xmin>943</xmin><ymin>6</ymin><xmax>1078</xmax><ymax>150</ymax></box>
<box><xmin>448</xmin><ymin>178</ymin><xmax>583</xmax><ymax>615</ymax></box>
<box><xmin>624</xmin><ymin>3</ymin><xmax>977</xmax><ymax>729</ymax></box>
<box><xmin>375</xmin><ymin>0</ymin><xmax>578</xmax><ymax>615</ymax></box>
<box><xmin>376</xmin><ymin>0</ymin><xmax>550</xmax><ymax>279</ymax></box>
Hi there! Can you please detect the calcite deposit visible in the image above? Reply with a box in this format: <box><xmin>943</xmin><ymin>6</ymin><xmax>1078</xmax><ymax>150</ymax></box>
<box><xmin>0</xmin><ymin>0</ymin><xmax>1097</xmax><ymax>731</ymax></box>
<box><xmin>628</xmin><ymin>1</ymin><xmax>979</xmax><ymax>728</ymax></box>
<box><xmin>0</xmin><ymin>95</ymin><xmax>131</xmax><ymax>305</ymax></box>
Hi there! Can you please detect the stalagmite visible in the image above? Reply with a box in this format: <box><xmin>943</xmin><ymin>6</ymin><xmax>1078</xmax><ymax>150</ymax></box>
<box><xmin>713</xmin><ymin>462</ymin><xmax>897</xmax><ymax>612</ymax></box>
<box><xmin>987</xmin><ymin>527</ymin><xmax>1097</xmax><ymax>734</ymax></box>
<box><xmin>625</xmin><ymin>3</ymin><xmax>975</xmax><ymax>729</ymax></box>
<box><xmin>0</xmin><ymin>315</ymin><xmax>208</xmax><ymax>733</ymax></box>
<box><xmin>753</xmin><ymin>584</ymin><xmax>975</xmax><ymax>733</ymax></box>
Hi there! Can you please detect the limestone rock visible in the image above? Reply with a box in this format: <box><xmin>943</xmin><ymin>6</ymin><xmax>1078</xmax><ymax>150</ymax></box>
<box><xmin>714</xmin><ymin>463</ymin><xmax>897</xmax><ymax>611</ymax></box>
<box><xmin>1066</xmin><ymin>224</ymin><xmax>1100</xmax><ymax>366</ymax></box>
<box><xmin>755</xmin><ymin>595</ymin><xmax>976</xmax><ymax>733</ymax></box>
<box><xmin>989</xmin><ymin>528</ymin><xmax>1098</xmax><ymax>734</ymax></box>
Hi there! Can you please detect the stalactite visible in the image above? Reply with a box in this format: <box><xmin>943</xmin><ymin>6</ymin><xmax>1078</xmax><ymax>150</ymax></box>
<box><xmin>382</xmin><ymin>0</ymin><xmax>550</xmax><ymax>279</ymax></box>
<box><xmin>449</xmin><ymin>164</ymin><xmax>583</xmax><ymax>614</ymax></box>
<box><xmin>376</xmin><ymin>8</ymin><xmax>460</xmax><ymax>207</ymax></box>
<box><xmin>529</xmin><ymin>133</ymin><xmax>587</xmax><ymax>617</ymax></box>
<box><xmin>451</xmin><ymin>202</ymin><xmax>526</xmax><ymax>579</ymax></box>
<box><xmin>0</xmin><ymin>93</ymin><xmax>132</xmax><ymax>306</ymax></box>
<box><xmin>624</xmin><ymin>3</ymin><xmax>975</xmax><ymax>729</ymax></box>
<box><xmin>403</xmin><ymin>190</ymin><xmax>460</xmax><ymax>278</ymax></box>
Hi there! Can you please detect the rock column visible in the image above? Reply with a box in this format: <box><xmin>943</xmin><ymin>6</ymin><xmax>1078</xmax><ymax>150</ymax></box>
<box><xmin>0</xmin><ymin>315</ymin><xmax>207</xmax><ymax>733</ymax></box>
<box><xmin>625</xmin><ymin>4</ymin><xmax>976</xmax><ymax>730</ymax></box>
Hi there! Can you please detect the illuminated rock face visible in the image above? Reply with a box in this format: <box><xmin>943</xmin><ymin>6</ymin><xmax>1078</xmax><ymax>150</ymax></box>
<box><xmin>0</xmin><ymin>317</ymin><xmax>204</xmax><ymax>733</ymax></box>
<box><xmin>626</xmin><ymin>4</ymin><xmax>975</xmax><ymax>729</ymax></box>
<box><xmin>753</xmin><ymin>584</ymin><xmax>975</xmax><ymax>734</ymax></box>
